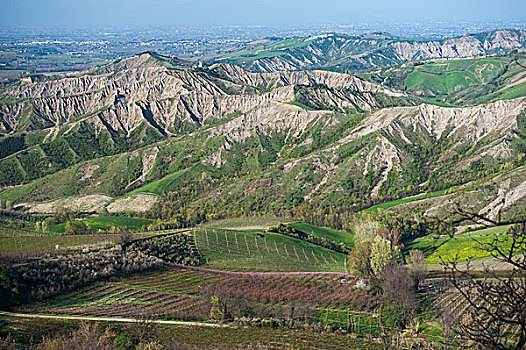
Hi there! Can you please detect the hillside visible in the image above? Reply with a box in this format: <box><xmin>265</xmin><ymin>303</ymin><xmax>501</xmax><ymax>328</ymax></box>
<box><xmin>0</xmin><ymin>45</ymin><xmax>524</xmax><ymax>224</ymax></box>
<box><xmin>1</xmin><ymin>30</ymin><xmax>526</xmax><ymax>350</ymax></box>
<box><xmin>0</xmin><ymin>52</ymin><xmax>407</xmax><ymax>191</ymax></box>
<box><xmin>211</xmin><ymin>29</ymin><xmax>526</xmax><ymax>73</ymax></box>
<box><xmin>359</xmin><ymin>54</ymin><xmax>526</xmax><ymax>106</ymax></box>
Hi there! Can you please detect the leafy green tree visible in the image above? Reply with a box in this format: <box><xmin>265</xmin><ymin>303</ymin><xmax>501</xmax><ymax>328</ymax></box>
<box><xmin>370</xmin><ymin>236</ymin><xmax>401</xmax><ymax>275</ymax></box>
<box><xmin>209</xmin><ymin>295</ymin><xmax>225</xmax><ymax>321</ymax></box>
<box><xmin>348</xmin><ymin>240</ymin><xmax>373</xmax><ymax>276</ymax></box>
<box><xmin>65</xmin><ymin>220</ymin><xmax>89</xmax><ymax>234</ymax></box>
<box><xmin>41</xmin><ymin>220</ymin><xmax>49</xmax><ymax>234</ymax></box>
<box><xmin>135</xmin><ymin>341</ymin><xmax>164</xmax><ymax>350</ymax></box>
<box><xmin>353</xmin><ymin>219</ymin><xmax>381</xmax><ymax>243</ymax></box>
<box><xmin>54</xmin><ymin>206</ymin><xmax>75</xmax><ymax>223</ymax></box>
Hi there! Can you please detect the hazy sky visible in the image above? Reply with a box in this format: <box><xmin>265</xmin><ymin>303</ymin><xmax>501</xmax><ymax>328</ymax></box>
<box><xmin>2</xmin><ymin>0</ymin><xmax>525</xmax><ymax>28</ymax></box>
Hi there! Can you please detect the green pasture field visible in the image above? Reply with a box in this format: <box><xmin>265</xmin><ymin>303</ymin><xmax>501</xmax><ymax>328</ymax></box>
<box><xmin>404</xmin><ymin>225</ymin><xmax>519</xmax><ymax>263</ymax></box>
<box><xmin>287</xmin><ymin>222</ymin><xmax>354</xmax><ymax>249</ymax></box>
<box><xmin>404</xmin><ymin>57</ymin><xmax>509</xmax><ymax>95</ymax></box>
<box><xmin>129</xmin><ymin>167</ymin><xmax>191</xmax><ymax>195</ymax></box>
<box><xmin>47</xmin><ymin>216</ymin><xmax>153</xmax><ymax>233</ymax></box>
<box><xmin>364</xmin><ymin>188</ymin><xmax>451</xmax><ymax>212</ymax></box>
<box><xmin>287</xmin><ymin>100</ymin><xmax>317</xmax><ymax>110</ymax></box>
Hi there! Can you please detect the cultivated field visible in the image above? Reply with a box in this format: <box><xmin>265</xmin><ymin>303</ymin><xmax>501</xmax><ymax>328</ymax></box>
<box><xmin>199</xmin><ymin>216</ymin><xmax>291</xmax><ymax>230</ymax></box>
<box><xmin>20</xmin><ymin>266</ymin><xmax>383</xmax><ymax>336</ymax></box>
<box><xmin>193</xmin><ymin>228</ymin><xmax>348</xmax><ymax>272</ymax></box>
<box><xmin>0</xmin><ymin>231</ymin><xmax>154</xmax><ymax>261</ymax></box>
<box><xmin>47</xmin><ymin>216</ymin><xmax>154</xmax><ymax>233</ymax></box>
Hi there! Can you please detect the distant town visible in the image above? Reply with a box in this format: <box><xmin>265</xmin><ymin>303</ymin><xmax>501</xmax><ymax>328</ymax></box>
<box><xmin>1</xmin><ymin>20</ymin><xmax>526</xmax><ymax>84</ymax></box>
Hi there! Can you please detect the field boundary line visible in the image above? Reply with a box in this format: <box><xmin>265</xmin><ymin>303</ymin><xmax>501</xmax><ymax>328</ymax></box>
<box><xmin>0</xmin><ymin>311</ymin><xmax>223</xmax><ymax>327</ymax></box>
<box><xmin>168</xmin><ymin>263</ymin><xmax>356</xmax><ymax>277</ymax></box>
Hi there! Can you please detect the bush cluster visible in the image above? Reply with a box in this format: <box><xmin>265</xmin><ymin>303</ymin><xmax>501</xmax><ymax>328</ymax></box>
<box><xmin>128</xmin><ymin>234</ymin><xmax>201</xmax><ymax>266</ymax></box>
<box><xmin>13</xmin><ymin>248</ymin><xmax>163</xmax><ymax>300</ymax></box>
<box><xmin>4</xmin><ymin>233</ymin><xmax>202</xmax><ymax>305</ymax></box>
<box><xmin>268</xmin><ymin>223</ymin><xmax>348</xmax><ymax>253</ymax></box>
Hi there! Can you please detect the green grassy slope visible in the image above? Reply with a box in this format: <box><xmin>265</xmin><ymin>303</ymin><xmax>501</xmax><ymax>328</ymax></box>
<box><xmin>404</xmin><ymin>57</ymin><xmax>507</xmax><ymax>94</ymax></box>
<box><xmin>363</xmin><ymin>188</ymin><xmax>454</xmax><ymax>213</ymax></box>
<box><xmin>404</xmin><ymin>225</ymin><xmax>517</xmax><ymax>263</ymax></box>
<box><xmin>360</xmin><ymin>55</ymin><xmax>526</xmax><ymax>106</ymax></box>
<box><xmin>287</xmin><ymin>222</ymin><xmax>354</xmax><ymax>249</ymax></box>
<box><xmin>47</xmin><ymin>216</ymin><xmax>153</xmax><ymax>233</ymax></box>
<box><xmin>193</xmin><ymin>228</ymin><xmax>348</xmax><ymax>272</ymax></box>
<box><xmin>215</xmin><ymin>37</ymin><xmax>310</xmax><ymax>65</ymax></box>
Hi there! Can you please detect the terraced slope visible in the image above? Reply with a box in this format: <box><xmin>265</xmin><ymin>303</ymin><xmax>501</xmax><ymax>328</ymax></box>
<box><xmin>19</xmin><ymin>266</ymin><xmax>381</xmax><ymax>336</ymax></box>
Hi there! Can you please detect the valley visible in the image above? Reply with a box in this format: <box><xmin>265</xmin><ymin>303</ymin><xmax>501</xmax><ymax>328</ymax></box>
<box><xmin>0</xmin><ymin>27</ymin><xmax>525</xmax><ymax>350</ymax></box>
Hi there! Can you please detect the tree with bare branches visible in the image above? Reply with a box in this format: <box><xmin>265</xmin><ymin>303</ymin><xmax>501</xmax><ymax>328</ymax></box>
<box><xmin>407</xmin><ymin>249</ymin><xmax>426</xmax><ymax>290</ymax></box>
<box><xmin>435</xmin><ymin>205</ymin><xmax>526</xmax><ymax>350</ymax></box>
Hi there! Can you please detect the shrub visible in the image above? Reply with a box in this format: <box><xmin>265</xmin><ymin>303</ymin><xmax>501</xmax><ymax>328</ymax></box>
<box><xmin>38</xmin><ymin>322</ymin><xmax>114</xmax><ymax>350</ymax></box>
<box><xmin>65</xmin><ymin>220</ymin><xmax>91</xmax><ymax>234</ymax></box>
<box><xmin>128</xmin><ymin>234</ymin><xmax>201</xmax><ymax>265</ymax></box>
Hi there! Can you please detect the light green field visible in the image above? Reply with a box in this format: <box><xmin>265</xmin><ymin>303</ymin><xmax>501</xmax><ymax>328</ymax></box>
<box><xmin>193</xmin><ymin>228</ymin><xmax>347</xmax><ymax>272</ymax></box>
<box><xmin>287</xmin><ymin>222</ymin><xmax>355</xmax><ymax>249</ymax></box>
<box><xmin>129</xmin><ymin>167</ymin><xmax>192</xmax><ymax>195</ymax></box>
<box><xmin>455</xmin><ymin>225</ymin><xmax>513</xmax><ymax>238</ymax></box>
<box><xmin>404</xmin><ymin>225</ymin><xmax>518</xmax><ymax>263</ymax></box>
<box><xmin>47</xmin><ymin>216</ymin><xmax>154</xmax><ymax>233</ymax></box>
<box><xmin>219</xmin><ymin>37</ymin><xmax>310</xmax><ymax>64</ymax></box>
<box><xmin>200</xmin><ymin>216</ymin><xmax>291</xmax><ymax>230</ymax></box>
<box><xmin>404</xmin><ymin>57</ymin><xmax>508</xmax><ymax>95</ymax></box>
<box><xmin>364</xmin><ymin>188</ymin><xmax>452</xmax><ymax>212</ymax></box>
<box><xmin>286</xmin><ymin>101</ymin><xmax>317</xmax><ymax>111</ymax></box>
<box><xmin>476</xmin><ymin>80</ymin><xmax>526</xmax><ymax>102</ymax></box>
<box><xmin>360</xmin><ymin>55</ymin><xmax>526</xmax><ymax>106</ymax></box>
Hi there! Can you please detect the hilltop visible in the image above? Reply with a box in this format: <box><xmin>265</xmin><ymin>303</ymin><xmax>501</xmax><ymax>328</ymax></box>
<box><xmin>211</xmin><ymin>29</ymin><xmax>526</xmax><ymax>73</ymax></box>
<box><xmin>0</xmin><ymin>48</ymin><xmax>524</xmax><ymax>224</ymax></box>
<box><xmin>1</xmin><ymin>28</ymin><xmax>526</xmax><ymax>350</ymax></box>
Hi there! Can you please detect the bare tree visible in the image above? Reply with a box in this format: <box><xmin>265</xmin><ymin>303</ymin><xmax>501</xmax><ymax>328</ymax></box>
<box><xmin>407</xmin><ymin>249</ymin><xmax>426</xmax><ymax>290</ymax></box>
<box><xmin>129</xmin><ymin>307</ymin><xmax>160</xmax><ymax>344</ymax></box>
<box><xmin>380</xmin><ymin>264</ymin><xmax>419</xmax><ymax>330</ymax></box>
<box><xmin>434</xmin><ymin>206</ymin><xmax>526</xmax><ymax>350</ymax></box>
<box><xmin>38</xmin><ymin>322</ymin><xmax>114</xmax><ymax>350</ymax></box>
